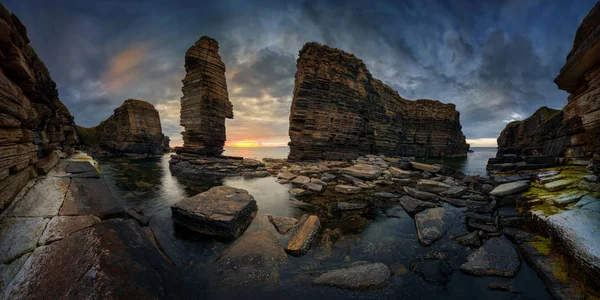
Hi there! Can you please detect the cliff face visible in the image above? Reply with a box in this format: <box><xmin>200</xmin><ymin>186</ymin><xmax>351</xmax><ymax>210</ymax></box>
<box><xmin>490</xmin><ymin>2</ymin><xmax>600</xmax><ymax>173</ymax></box>
<box><xmin>288</xmin><ymin>43</ymin><xmax>469</xmax><ymax>161</ymax></box>
<box><xmin>0</xmin><ymin>5</ymin><xmax>78</xmax><ymax>211</ymax></box>
<box><xmin>93</xmin><ymin>99</ymin><xmax>164</xmax><ymax>155</ymax></box>
<box><xmin>177</xmin><ymin>36</ymin><xmax>233</xmax><ymax>156</ymax></box>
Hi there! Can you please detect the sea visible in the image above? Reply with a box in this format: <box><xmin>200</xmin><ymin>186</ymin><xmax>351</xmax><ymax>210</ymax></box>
<box><xmin>224</xmin><ymin>146</ymin><xmax>497</xmax><ymax>176</ymax></box>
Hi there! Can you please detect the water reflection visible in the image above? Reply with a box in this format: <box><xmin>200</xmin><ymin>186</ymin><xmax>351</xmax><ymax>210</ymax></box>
<box><xmin>422</xmin><ymin>147</ymin><xmax>497</xmax><ymax>176</ymax></box>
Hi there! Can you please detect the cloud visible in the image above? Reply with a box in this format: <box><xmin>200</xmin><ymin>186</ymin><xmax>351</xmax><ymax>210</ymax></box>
<box><xmin>3</xmin><ymin>0</ymin><xmax>597</xmax><ymax>146</ymax></box>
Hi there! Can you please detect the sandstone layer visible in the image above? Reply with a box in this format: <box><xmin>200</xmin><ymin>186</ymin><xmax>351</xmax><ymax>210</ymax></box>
<box><xmin>95</xmin><ymin>99</ymin><xmax>164</xmax><ymax>155</ymax></box>
<box><xmin>489</xmin><ymin>2</ymin><xmax>600</xmax><ymax>174</ymax></box>
<box><xmin>288</xmin><ymin>43</ymin><xmax>469</xmax><ymax>161</ymax></box>
<box><xmin>176</xmin><ymin>36</ymin><xmax>233</xmax><ymax>156</ymax></box>
<box><xmin>0</xmin><ymin>5</ymin><xmax>78</xmax><ymax>211</ymax></box>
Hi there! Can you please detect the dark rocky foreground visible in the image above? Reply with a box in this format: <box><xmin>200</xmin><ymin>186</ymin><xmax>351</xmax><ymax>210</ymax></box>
<box><xmin>287</xmin><ymin>43</ymin><xmax>470</xmax><ymax>161</ymax></box>
<box><xmin>77</xmin><ymin>99</ymin><xmax>166</xmax><ymax>156</ymax></box>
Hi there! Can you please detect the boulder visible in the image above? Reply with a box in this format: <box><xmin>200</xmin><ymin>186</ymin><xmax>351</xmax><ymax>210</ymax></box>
<box><xmin>403</xmin><ymin>186</ymin><xmax>439</xmax><ymax>202</ymax></box>
<box><xmin>411</xmin><ymin>162</ymin><xmax>441</xmax><ymax>173</ymax></box>
<box><xmin>417</xmin><ymin>179</ymin><xmax>450</xmax><ymax>193</ymax></box>
<box><xmin>489</xmin><ymin>181</ymin><xmax>530</xmax><ymax>197</ymax></box>
<box><xmin>398</xmin><ymin>195</ymin><xmax>438</xmax><ymax>216</ymax></box>
<box><xmin>460</xmin><ymin>237</ymin><xmax>521</xmax><ymax>277</ymax></box>
<box><xmin>414</xmin><ymin>207</ymin><xmax>447</xmax><ymax>246</ymax></box>
<box><xmin>341</xmin><ymin>164</ymin><xmax>381</xmax><ymax>180</ymax></box>
<box><xmin>170</xmin><ymin>186</ymin><xmax>257</xmax><ymax>239</ymax></box>
<box><xmin>312</xmin><ymin>262</ymin><xmax>392</xmax><ymax>290</ymax></box>
<box><xmin>267</xmin><ymin>216</ymin><xmax>298</xmax><ymax>234</ymax></box>
<box><xmin>285</xmin><ymin>215</ymin><xmax>320</xmax><ymax>256</ymax></box>
<box><xmin>335</xmin><ymin>185</ymin><xmax>361</xmax><ymax>194</ymax></box>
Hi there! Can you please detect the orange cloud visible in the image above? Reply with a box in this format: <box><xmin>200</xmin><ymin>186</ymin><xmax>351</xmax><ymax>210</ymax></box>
<box><xmin>102</xmin><ymin>43</ymin><xmax>151</xmax><ymax>94</ymax></box>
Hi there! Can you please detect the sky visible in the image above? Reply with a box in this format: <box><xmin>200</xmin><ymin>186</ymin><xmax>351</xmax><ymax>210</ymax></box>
<box><xmin>3</xmin><ymin>0</ymin><xmax>597</xmax><ymax>147</ymax></box>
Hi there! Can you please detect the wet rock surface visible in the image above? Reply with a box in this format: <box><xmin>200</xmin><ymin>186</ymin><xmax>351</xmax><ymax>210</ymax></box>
<box><xmin>171</xmin><ymin>186</ymin><xmax>257</xmax><ymax>239</ymax></box>
<box><xmin>414</xmin><ymin>207</ymin><xmax>447</xmax><ymax>246</ymax></box>
<box><xmin>460</xmin><ymin>237</ymin><xmax>521</xmax><ymax>277</ymax></box>
<box><xmin>312</xmin><ymin>262</ymin><xmax>392</xmax><ymax>290</ymax></box>
<box><xmin>285</xmin><ymin>215</ymin><xmax>320</xmax><ymax>256</ymax></box>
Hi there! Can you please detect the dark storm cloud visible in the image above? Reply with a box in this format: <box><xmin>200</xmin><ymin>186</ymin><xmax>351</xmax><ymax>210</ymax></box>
<box><xmin>2</xmin><ymin>0</ymin><xmax>598</xmax><ymax>146</ymax></box>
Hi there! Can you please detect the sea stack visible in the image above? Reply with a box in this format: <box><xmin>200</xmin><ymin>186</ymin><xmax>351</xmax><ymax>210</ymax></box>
<box><xmin>0</xmin><ymin>5</ymin><xmax>78</xmax><ymax>212</ymax></box>
<box><xmin>169</xmin><ymin>37</ymin><xmax>267</xmax><ymax>178</ymax></box>
<box><xmin>488</xmin><ymin>2</ymin><xmax>600</xmax><ymax>174</ymax></box>
<box><xmin>94</xmin><ymin>99</ymin><xmax>165</xmax><ymax>155</ymax></box>
<box><xmin>288</xmin><ymin>43</ymin><xmax>469</xmax><ymax>161</ymax></box>
<box><xmin>177</xmin><ymin>36</ymin><xmax>233</xmax><ymax>156</ymax></box>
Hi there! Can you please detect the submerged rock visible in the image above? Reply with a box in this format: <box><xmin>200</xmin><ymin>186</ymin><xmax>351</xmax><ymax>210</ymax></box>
<box><xmin>312</xmin><ymin>262</ymin><xmax>392</xmax><ymax>290</ymax></box>
<box><xmin>453</xmin><ymin>231</ymin><xmax>482</xmax><ymax>248</ymax></box>
<box><xmin>171</xmin><ymin>186</ymin><xmax>257</xmax><ymax>239</ymax></box>
<box><xmin>285</xmin><ymin>215</ymin><xmax>320</xmax><ymax>256</ymax></box>
<box><xmin>414</xmin><ymin>207</ymin><xmax>447</xmax><ymax>246</ymax></box>
<box><xmin>460</xmin><ymin>236</ymin><xmax>520</xmax><ymax>277</ymax></box>
<box><xmin>410</xmin><ymin>251</ymin><xmax>453</xmax><ymax>285</ymax></box>
<box><xmin>215</xmin><ymin>230</ymin><xmax>289</xmax><ymax>287</ymax></box>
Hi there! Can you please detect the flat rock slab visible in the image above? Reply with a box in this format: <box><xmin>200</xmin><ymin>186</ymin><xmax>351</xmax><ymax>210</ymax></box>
<box><xmin>59</xmin><ymin>177</ymin><xmax>122</xmax><ymax>218</ymax></box>
<box><xmin>414</xmin><ymin>207</ymin><xmax>447</xmax><ymax>246</ymax></box>
<box><xmin>460</xmin><ymin>236</ymin><xmax>520</xmax><ymax>277</ymax></box>
<box><xmin>171</xmin><ymin>186</ymin><xmax>257</xmax><ymax>239</ymax></box>
<box><xmin>1</xmin><ymin>219</ymin><xmax>183</xmax><ymax>299</ymax></box>
<box><xmin>7</xmin><ymin>176</ymin><xmax>70</xmax><ymax>217</ymax></box>
<box><xmin>544</xmin><ymin>179</ymin><xmax>578</xmax><ymax>192</ymax></box>
<box><xmin>313</xmin><ymin>262</ymin><xmax>391</xmax><ymax>290</ymax></box>
<box><xmin>0</xmin><ymin>253</ymin><xmax>30</xmax><ymax>291</ymax></box>
<box><xmin>417</xmin><ymin>179</ymin><xmax>450</xmax><ymax>193</ymax></box>
<box><xmin>373</xmin><ymin>192</ymin><xmax>400</xmax><ymax>198</ymax></box>
<box><xmin>0</xmin><ymin>217</ymin><xmax>48</xmax><ymax>263</ymax></box>
<box><xmin>277</xmin><ymin>170</ymin><xmax>296</xmax><ymax>180</ymax></box>
<box><xmin>338</xmin><ymin>202</ymin><xmax>367</xmax><ymax>211</ymax></box>
<box><xmin>404</xmin><ymin>187</ymin><xmax>439</xmax><ymax>202</ymax></box>
<box><xmin>398</xmin><ymin>195</ymin><xmax>437</xmax><ymax>216</ymax></box>
<box><xmin>440</xmin><ymin>186</ymin><xmax>468</xmax><ymax>198</ymax></box>
<box><xmin>215</xmin><ymin>230</ymin><xmax>288</xmax><ymax>287</ymax></box>
<box><xmin>342</xmin><ymin>163</ymin><xmax>381</xmax><ymax>180</ymax></box>
<box><xmin>548</xmin><ymin>190</ymin><xmax>588</xmax><ymax>206</ymax></box>
<box><xmin>65</xmin><ymin>161</ymin><xmax>98</xmax><ymax>174</ymax></box>
<box><xmin>490</xmin><ymin>181</ymin><xmax>530</xmax><ymax>197</ymax></box>
<box><xmin>267</xmin><ymin>215</ymin><xmax>298</xmax><ymax>234</ymax></box>
<box><xmin>39</xmin><ymin>215</ymin><xmax>101</xmax><ymax>245</ymax></box>
<box><xmin>546</xmin><ymin>207</ymin><xmax>600</xmax><ymax>279</ymax></box>
<box><xmin>410</xmin><ymin>162</ymin><xmax>441</xmax><ymax>173</ymax></box>
<box><xmin>335</xmin><ymin>185</ymin><xmax>361</xmax><ymax>194</ymax></box>
<box><xmin>285</xmin><ymin>215</ymin><xmax>320</xmax><ymax>256</ymax></box>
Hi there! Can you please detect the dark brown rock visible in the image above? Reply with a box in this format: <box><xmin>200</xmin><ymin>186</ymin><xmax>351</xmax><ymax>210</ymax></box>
<box><xmin>171</xmin><ymin>186</ymin><xmax>257</xmax><ymax>239</ymax></box>
<box><xmin>176</xmin><ymin>36</ymin><xmax>233</xmax><ymax>156</ymax></box>
<box><xmin>0</xmin><ymin>8</ymin><xmax>78</xmax><ymax>213</ymax></box>
<box><xmin>490</xmin><ymin>3</ymin><xmax>600</xmax><ymax>173</ymax></box>
<box><xmin>90</xmin><ymin>99</ymin><xmax>165</xmax><ymax>155</ymax></box>
<box><xmin>288</xmin><ymin>43</ymin><xmax>469</xmax><ymax>161</ymax></box>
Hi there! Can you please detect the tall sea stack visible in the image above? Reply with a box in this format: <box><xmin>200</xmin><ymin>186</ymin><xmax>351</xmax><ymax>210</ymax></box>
<box><xmin>288</xmin><ymin>43</ymin><xmax>469</xmax><ymax>161</ymax></box>
<box><xmin>177</xmin><ymin>36</ymin><xmax>233</xmax><ymax>156</ymax></box>
<box><xmin>488</xmin><ymin>2</ymin><xmax>600</xmax><ymax>174</ymax></box>
<box><xmin>0</xmin><ymin>5</ymin><xmax>78</xmax><ymax>211</ymax></box>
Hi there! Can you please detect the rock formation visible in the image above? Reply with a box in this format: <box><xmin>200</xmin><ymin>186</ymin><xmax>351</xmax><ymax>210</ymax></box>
<box><xmin>488</xmin><ymin>2</ymin><xmax>600</xmax><ymax>174</ymax></box>
<box><xmin>0</xmin><ymin>5</ymin><xmax>78</xmax><ymax>212</ymax></box>
<box><xmin>288</xmin><ymin>43</ymin><xmax>469</xmax><ymax>161</ymax></box>
<box><xmin>177</xmin><ymin>36</ymin><xmax>233</xmax><ymax>156</ymax></box>
<box><xmin>94</xmin><ymin>99</ymin><xmax>164</xmax><ymax>155</ymax></box>
<box><xmin>163</xmin><ymin>135</ymin><xmax>170</xmax><ymax>152</ymax></box>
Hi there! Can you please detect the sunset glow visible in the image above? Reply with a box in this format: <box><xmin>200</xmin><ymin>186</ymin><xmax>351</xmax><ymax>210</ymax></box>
<box><xmin>229</xmin><ymin>139</ymin><xmax>260</xmax><ymax>147</ymax></box>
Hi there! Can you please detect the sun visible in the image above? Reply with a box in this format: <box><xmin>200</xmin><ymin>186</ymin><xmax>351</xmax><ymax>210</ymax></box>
<box><xmin>231</xmin><ymin>139</ymin><xmax>260</xmax><ymax>147</ymax></box>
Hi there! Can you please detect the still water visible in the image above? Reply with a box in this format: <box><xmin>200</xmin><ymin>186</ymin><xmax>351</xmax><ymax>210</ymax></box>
<box><xmin>96</xmin><ymin>147</ymin><xmax>550</xmax><ymax>299</ymax></box>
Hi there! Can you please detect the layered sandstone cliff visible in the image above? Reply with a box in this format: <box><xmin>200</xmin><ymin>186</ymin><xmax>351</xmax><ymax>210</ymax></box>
<box><xmin>288</xmin><ymin>43</ymin><xmax>469</xmax><ymax>161</ymax></box>
<box><xmin>176</xmin><ymin>36</ymin><xmax>233</xmax><ymax>156</ymax></box>
<box><xmin>490</xmin><ymin>2</ymin><xmax>600</xmax><ymax>173</ymax></box>
<box><xmin>94</xmin><ymin>99</ymin><xmax>164</xmax><ymax>155</ymax></box>
<box><xmin>0</xmin><ymin>5</ymin><xmax>78</xmax><ymax>211</ymax></box>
